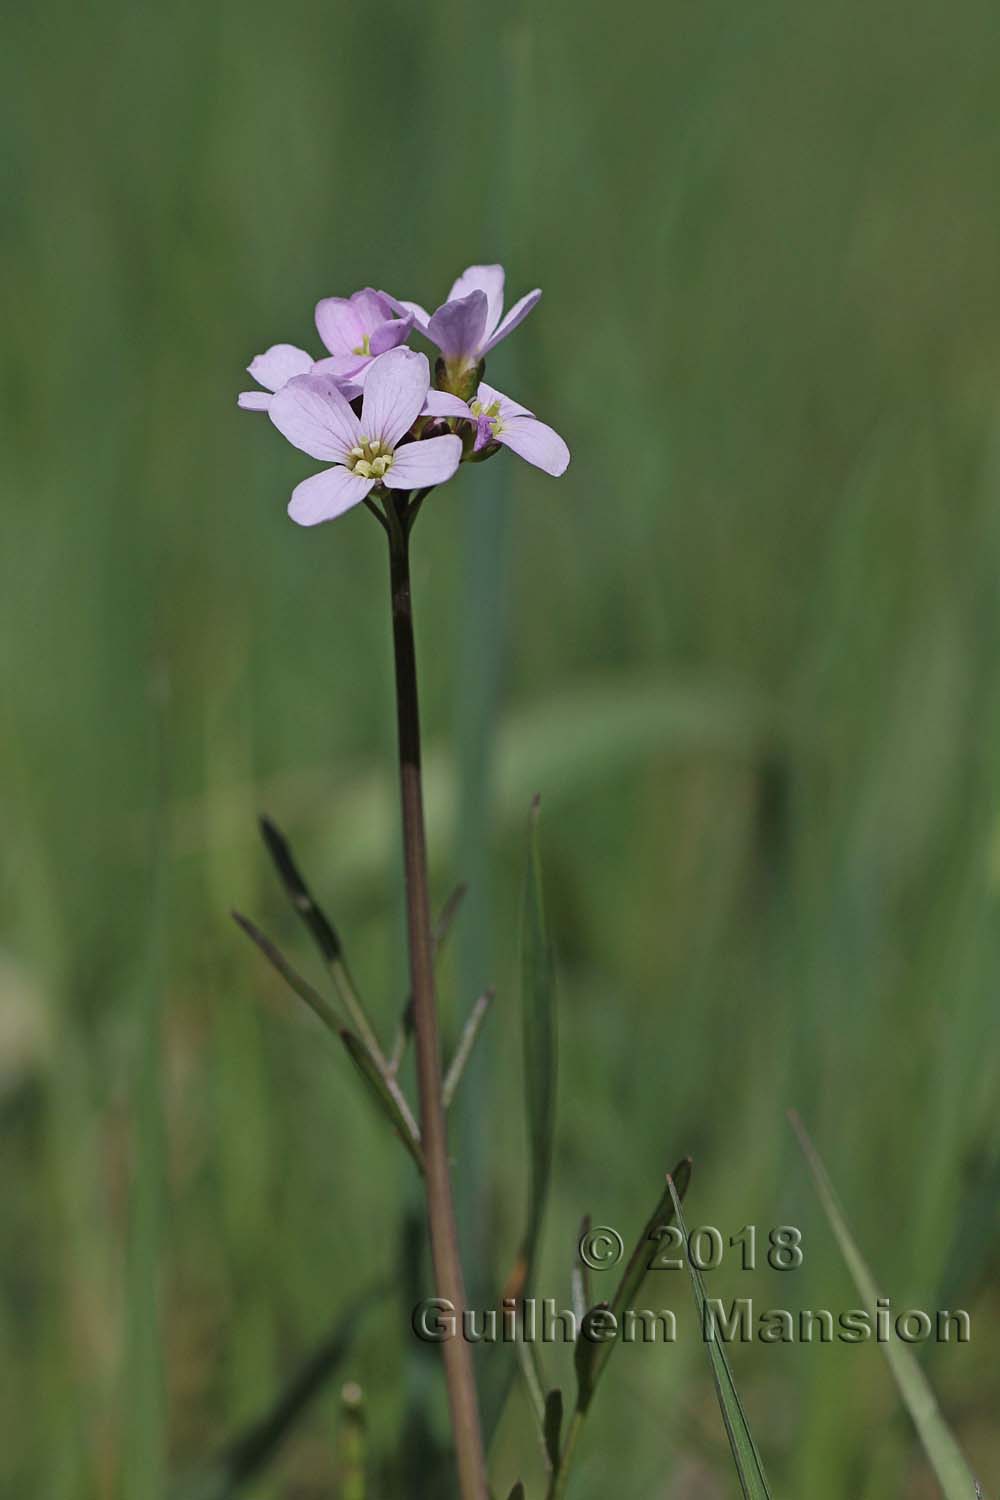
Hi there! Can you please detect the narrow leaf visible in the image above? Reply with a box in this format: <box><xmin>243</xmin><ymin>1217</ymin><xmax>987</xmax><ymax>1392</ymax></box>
<box><xmin>574</xmin><ymin>1157</ymin><xmax>692</xmax><ymax>1413</ymax></box>
<box><xmin>442</xmin><ymin>987</ymin><xmax>495</xmax><ymax>1108</ymax></box>
<box><xmin>233</xmin><ymin>912</ymin><xmax>422</xmax><ymax>1171</ymax></box>
<box><xmin>789</xmin><ymin>1111</ymin><xmax>985</xmax><ymax>1500</ymax></box>
<box><xmin>257</xmin><ymin>816</ymin><xmax>386</xmax><ymax>1067</ymax></box>
<box><xmin>543</xmin><ymin>1389</ymin><xmax>563</xmax><ymax>1473</ymax></box>
<box><xmin>339</xmin><ymin>1031</ymin><xmax>423</xmax><ymax>1172</ymax></box>
<box><xmin>667</xmin><ymin>1175</ymin><xmax>772</xmax><ymax>1500</ymax></box>
<box><xmin>259</xmin><ymin>814</ymin><xmax>344</xmax><ymax>962</ymax></box>
<box><xmin>232</xmin><ymin>911</ymin><xmax>341</xmax><ymax>1032</ymax></box>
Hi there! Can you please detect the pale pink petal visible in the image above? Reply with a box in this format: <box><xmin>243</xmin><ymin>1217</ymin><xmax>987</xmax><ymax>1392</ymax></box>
<box><xmin>315</xmin><ymin>297</ymin><xmax>366</xmax><ymax>356</ymax></box>
<box><xmin>483</xmin><ymin>289</ymin><xmax>542</xmax><ymax>353</ymax></box>
<box><xmin>385</xmin><ymin>295</ymin><xmax>431</xmax><ymax>333</ymax></box>
<box><xmin>288</xmin><ymin>466</ymin><xmax>374</xmax><ymax>526</ymax></box>
<box><xmin>447</xmin><ymin>264</ymin><xmax>505</xmax><ymax>339</ymax></box>
<box><xmin>269</xmin><ymin>374</ymin><xmax>361</xmax><ymax>462</ymax></box>
<box><xmin>360</xmin><ymin>348</ymin><xmax>430</xmax><ymax>449</ymax></box>
<box><xmin>312</xmin><ymin>353</ymin><xmax>368</xmax><ymax>382</ymax></box>
<box><xmin>426</xmin><ymin>292</ymin><xmax>489</xmax><ymax>362</ymax></box>
<box><xmin>477</xmin><ymin>381</ymin><xmax>533</xmax><ymax>419</ymax></box>
<box><xmin>351</xmin><ymin>288</ymin><xmax>394</xmax><ymax>328</ymax></box>
<box><xmin>247</xmin><ymin>343</ymin><xmax>313</xmax><ymax>392</ymax></box>
<box><xmin>383</xmin><ymin>434</ymin><xmax>463</xmax><ymax>490</ymax></box>
<box><xmin>238</xmin><ymin>391</ymin><xmax>272</xmax><ymax>411</ymax></box>
<box><xmin>422</xmin><ymin>390</ymin><xmax>471</xmax><ymax>419</ymax></box>
<box><xmin>369</xmin><ymin>313</ymin><xmax>413</xmax><ymax>355</ymax></box>
<box><xmin>497</xmin><ymin>414</ymin><xmax>569</xmax><ymax>476</ymax></box>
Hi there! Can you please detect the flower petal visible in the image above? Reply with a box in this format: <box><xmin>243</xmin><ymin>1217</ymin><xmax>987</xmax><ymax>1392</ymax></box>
<box><xmin>385</xmin><ymin>295</ymin><xmax>431</xmax><ymax>333</ymax></box>
<box><xmin>483</xmin><ymin>289</ymin><xmax>542</xmax><ymax>353</ymax></box>
<box><xmin>288</xmin><ymin>466</ymin><xmax>374</xmax><ymax>526</ymax></box>
<box><xmin>477</xmin><ymin>381</ymin><xmax>533</xmax><ymax>419</ymax></box>
<box><xmin>315</xmin><ymin>297</ymin><xmax>367</xmax><ymax>356</ymax></box>
<box><xmin>369</xmin><ymin>313</ymin><xmax>413</xmax><ymax>356</ymax></box>
<box><xmin>247</xmin><ymin>343</ymin><xmax>314</xmax><ymax>392</ymax></box>
<box><xmin>497</xmin><ymin>413</ymin><xmax>570</xmax><ymax>476</ymax></box>
<box><xmin>360</xmin><ymin>347</ymin><xmax>430</xmax><ymax>449</ymax></box>
<box><xmin>238</xmin><ymin>391</ymin><xmax>272</xmax><ymax>411</ymax></box>
<box><xmin>447</xmin><ymin>264</ymin><xmax>505</xmax><ymax>340</ymax></box>
<box><xmin>351</xmin><ymin>288</ymin><xmax>394</xmax><ymax>327</ymax></box>
<box><xmin>383</xmin><ymin>434</ymin><xmax>463</xmax><ymax>490</ymax></box>
<box><xmin>269</xmin><ymin>374</ymin><xmax>361</xmax><ymax>462</ymax></box>
<box><xmin>426</xmin><ymin>291</ymin><xmax>489</xmax><ymax>362</ymax></box>
<box><xmin>422</xmin><ymin>390</ymin><xmax>471</xmax><ymax>419</ymax></box>
<box><xmin>312</xmin><ymin>353</ymin><xmax>368</xmax><ymax>382</ymax></box>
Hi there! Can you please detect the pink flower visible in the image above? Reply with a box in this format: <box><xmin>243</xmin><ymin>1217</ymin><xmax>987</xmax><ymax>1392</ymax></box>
<box><xmin>268</xmin><ymin>348</ymin><xmax>465</xmax><ymax>527</ymax></box>
<box><xmin>470</xmin><ymin>383</ymin><xmax>569</xmax><ymax>476</ymax></box>
<box><xmin>238</xmin><ymin>344</ymin><xmax>316</xmax><ymax>412</ymax></box>
<box><xmin>313</xmin><ymin>288</ymin><xmax>413</xmax><ymax>386</ymax></box>
<box><xmin>397</xmin><ymin>264</ymin><xmax>541</xmax><ymax>380</ymax></box>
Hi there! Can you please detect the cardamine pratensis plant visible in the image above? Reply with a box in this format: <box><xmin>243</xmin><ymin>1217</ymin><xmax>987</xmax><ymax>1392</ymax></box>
<box><xmin>230</xmin><ymin>265</ymin><xmax>691</xmax><ymax>1499</ymax></box>
<box><xmin>224</xmin><ymin>266</ymin><xmax>989</xmax><ymax>1500</ymax></box>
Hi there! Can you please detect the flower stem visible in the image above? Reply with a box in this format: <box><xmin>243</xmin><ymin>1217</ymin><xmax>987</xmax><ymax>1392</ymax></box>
<box><xmin>385</xmin><ymin>495</ymin><xmax>489</xmax><ymax>1500</ymax></box>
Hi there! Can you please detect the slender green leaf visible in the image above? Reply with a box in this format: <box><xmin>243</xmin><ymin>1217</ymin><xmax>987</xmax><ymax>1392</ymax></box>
<box><xmin>543</xmin><ymin>1389</ymin><xmax>564</xmax><ymax>1473</ymax></box>
<box><xmin>339</xmin><ymin>1031</ymin><xmax>423</xmax><ymax>1172</ymax></box>
<box><xmin>442</xmin><ymin>987</ymin><xmax>495</xmax><ymax>1108</ymax></box>
<box><xmin>233</xmin><ymin>912</ymin><xmax>423</xmax><ymax>1170</ymax></box>
<box><xmin>574</xmin><ymin>1157</ymin><xmax>692</xmax><ymax>1413</ymax></box>
<box><xmin>232</xmin><ymin>910</ymin><xmax>341</xmax><ymax>1031</ymax></box>
<box><xmin>257</xmin><ymin>815</ymin><xmax>385</xmax><ymax>1067</ymax></box>
<box><xmin>667</xmin><ymin>1175</ymin><xmax>773</xmax><ymax>1500</ymax></box>
<box><xmin>789</xmin><ymin>1111</ymin><xmax>985</xmax><ymax>1500</ymax></box>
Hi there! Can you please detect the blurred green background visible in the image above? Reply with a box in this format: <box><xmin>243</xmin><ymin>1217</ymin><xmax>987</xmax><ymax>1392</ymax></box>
<box><xmin>4</xmin><ymin>0</ymin><xmax>1000</xmax><ymax>1494</ymax></box>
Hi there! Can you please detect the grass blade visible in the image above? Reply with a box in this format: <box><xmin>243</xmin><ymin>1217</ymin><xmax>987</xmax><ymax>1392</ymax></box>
<box><xmin>668</xmin><ymin>1174</ymin><xmax>772</xmax><ymax>1498</ymax></box>
<box><xmin>543</xmin><ymin>1388</ymin><xmax>564</xmax><ymax>1472</ymax></box>
<box><xmin>171</xmin><ymin>1289</ymin><xmax>381</xmax><ymax>1500</ymax></box>
<box><xmin>789</xmin><ymin>1111</ymin><xmax>985</xmax><ymax>1500</ymax></box>
<box><xmin>574</xmin><ymin>1157</ymin><xmax>692</xmax><ymax>1414</ymax></box>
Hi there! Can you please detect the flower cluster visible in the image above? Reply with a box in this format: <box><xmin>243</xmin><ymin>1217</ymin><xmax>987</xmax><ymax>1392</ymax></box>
<box><xmin>238</xmin><ymin>265</ymin><xmax>569</xmax><ymax>527</ymax></box>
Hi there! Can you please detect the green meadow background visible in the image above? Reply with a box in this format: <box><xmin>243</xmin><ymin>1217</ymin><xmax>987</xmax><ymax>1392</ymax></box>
<box><xmin>3</xmin><ymin>0</ymin><xmax>1000</xmax><ymax>1494</ymax></box>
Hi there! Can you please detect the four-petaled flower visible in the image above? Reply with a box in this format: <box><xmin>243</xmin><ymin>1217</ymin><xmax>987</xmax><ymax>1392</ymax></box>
<box><xmin>395</xmin><ymin>264</ymin><xmax>541</xmax><ymax>391</ymax></box>
<box><xmin>239</xmin><ymin>262</ymin><xmax>570</xmax><ymax>523</ymax></box>
<box><xmin>269</xmin><ymin>348</ymin><xmax>464</xmax><ymax>527</ymax></box>
<box><xmin>313</xmin><ymin>288</ymin><xmax>413</xmax><ymax>386</ymax></box>
<box><xmin>469</xmin><ymin>383</ymin><xmax>570</xmax><ymax>477</ymax></box>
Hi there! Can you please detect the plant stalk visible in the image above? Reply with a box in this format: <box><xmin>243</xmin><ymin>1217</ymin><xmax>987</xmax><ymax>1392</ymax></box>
<box><xmin>385</xmin><ymin>497</ymin><xmax>489</xmax><ymax>1500</ymax></box>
